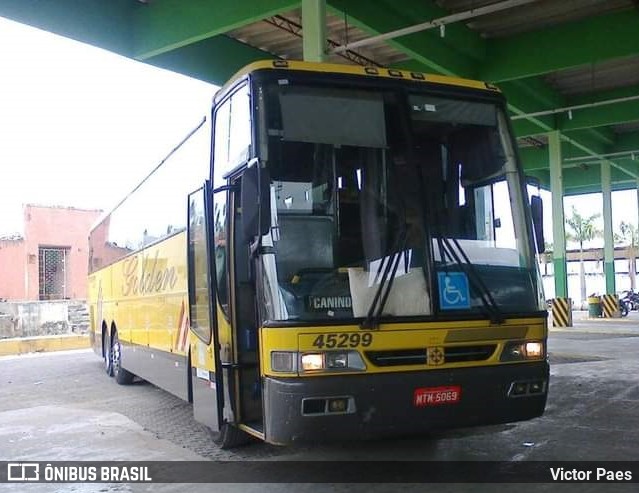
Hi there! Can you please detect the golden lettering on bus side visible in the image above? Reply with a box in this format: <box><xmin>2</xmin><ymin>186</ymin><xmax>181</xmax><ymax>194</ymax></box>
<box><xmin>122</xmin><ymin>256</ymin><xmax>139</xmax><ymax>296</ymax></box>
<box><xmin>154</xmin><ymin>271</ymin><xmax>164</xmax><ymax>291</ymax></box>
<box><xmin>165</xmin><ymin>268</ymin><xmax>178</xmax><ymax>290</ymax></box>
<box><xmin>122</xmin><ymin>250</ymin><xmax>178</xmax><ymax>297</ymax></box>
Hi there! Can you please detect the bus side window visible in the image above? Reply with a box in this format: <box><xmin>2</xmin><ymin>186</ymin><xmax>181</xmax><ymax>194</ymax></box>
<box><xmin>212</xmin><ymin>82</ymin><xmax>252</xmax><ymax>316</ymax></box>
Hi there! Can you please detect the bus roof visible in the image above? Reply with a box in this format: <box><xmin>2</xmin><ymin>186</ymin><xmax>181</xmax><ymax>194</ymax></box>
<box><xmin>218</xmin><ymin>60</ymin><xmax>500</xmax><ymax>97</ymax></box>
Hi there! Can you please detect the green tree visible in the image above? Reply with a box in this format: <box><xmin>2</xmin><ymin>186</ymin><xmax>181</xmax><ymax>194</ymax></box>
<box><xmin>565</xmin><ymin>206</ymin><xmax>601</xmax><ymax>303</ymax></box>
<box><xmin>614</xmin><ymin>221</ymin><xmax>639</xmax><ymax>291</ymax></box>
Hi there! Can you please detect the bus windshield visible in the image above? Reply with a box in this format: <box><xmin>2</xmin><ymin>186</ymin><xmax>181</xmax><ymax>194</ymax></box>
<box><xmin>257</xmin><ymin>82</ymin><xmax>542</xmax><ymax>323</ymax></box>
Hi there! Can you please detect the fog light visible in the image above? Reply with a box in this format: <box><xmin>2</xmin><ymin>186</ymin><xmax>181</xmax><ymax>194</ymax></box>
<box><xmin>525</xmin><ymin>342</ymin><xmax>543</xmax><ymax>359</ymax></box>
<box><xmin>529</xmin><ymin>381</ymin><xmax>544</xmax><ymax>394</ymax></box>
<box><xmin>328</xmin><ymin>398</ymin><xmax>348</xmax><ymax>413</ymax></box>
<box><xmin>513</xmin><ymin>382</ymin><xmax>527</xmax><ymax>395</ymax></box>
<box><xmin>301</xmin><ymin>353</ymin><xmax>324</xmax><ymax>371</ymax></box>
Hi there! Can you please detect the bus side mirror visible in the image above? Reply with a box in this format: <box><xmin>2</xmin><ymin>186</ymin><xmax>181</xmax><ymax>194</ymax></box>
<box><xmin>241</xmin><ymin>162</ymin><xmax>271</xmax><ymax>243</ymax></box>
<box><xmin>530</xmin><ymin>195</ymin><xmax>545</xmax><ymax>254</ymax></box>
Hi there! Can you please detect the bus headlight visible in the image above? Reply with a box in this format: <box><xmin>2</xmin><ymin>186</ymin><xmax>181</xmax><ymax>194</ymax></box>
<box><xmin>301</xmin><ymin>353</ymin><xmax>324</xmax><ymax>371</ymax></box>
<box><xmin>325</xmin><ymin>351</ymin><xmax>348</xmax><ymax>369</ymax></box>
<box><xmin>525</xmin><ymin>342</ymin><xmax>543</xmax><ymax>358</ymax></box>
<box><xmin>500</xmin><ymin>341</ymin><xmax>545</xmax><ymax>362</ymax></box>
<box><xmin>271</xmin><ymin>351</ymin><xmax>367</xmax><ymax>373</ymax></box>
<box><xmin>300</xmin><ymin>351</ymin><xmax>367</xmax><ymax>372</ymax></box>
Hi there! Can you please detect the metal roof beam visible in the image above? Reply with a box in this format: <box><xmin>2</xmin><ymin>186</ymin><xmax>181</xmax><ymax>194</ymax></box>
<box><xmin>502</xmin><ymin>78</ymin><xmax>617</xmax><ymax>147</ymax></box>
<box><xmin>562</xmin><ymin>165</ymin><xmax>639</xmax><ymax>195</ymax></box>
<box><xmin>558</xmin><ymin>85</ymin><xmax>639</xmax><ymax>132</ymax></box>
<box><xmin>481</xmin><ymin>10</ymin><xmax>639</xmax><ymax>83</ymax></box>
<box><xmin>133</xmin><ymin>0</ymin><xmax>300</xmax><ymax>61</ymax></box>
<box><xmin>565</xmin><ymin>149</ymin><xmax>639</xmax><ymax>163</ymax></box>
<box><xmin>327</xmin><ymin>0</ymin><xmax>481</xmax><ymax>77</ymax></box>
<box><xmin>512</xmin><ymin>94</ymin><xmax>639</xmax><ymax>122</ymax></box>
<box><xmin>331</xmin><ymin>0</ymin><xmax>538</xmax><ymax>55</ymax></box>
<box><xmin>265</xmin><ymin>15</ymin><xmax>383</xmax><ymax>67</ymax></box>
<box><xmin>564</xmin><ymin>128</ymin><xmax>615</xmax><ymax>148</ymax></box>
<box><xmin>562</xmin><ymin>129</ymin><xmax>637</xmax><ymax>179</ymax></box>
<box><xmin>519</xmin><ymin>137</ymin><xmax>632</xmax><ymax>169</ymax></box>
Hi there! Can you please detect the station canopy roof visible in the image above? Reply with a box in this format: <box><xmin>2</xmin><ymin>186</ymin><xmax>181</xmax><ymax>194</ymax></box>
<box><xmin>2</xmin><ymin>0</ymin><xmax>639</xmax><ymax>195</ymax></box>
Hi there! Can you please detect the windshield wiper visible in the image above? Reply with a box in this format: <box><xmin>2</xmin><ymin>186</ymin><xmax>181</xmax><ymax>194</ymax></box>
<box><xmin>360</xmin><ymin>227</ymin><xmax>408</xmax><ymax>330</ymax></box>
<box><xmin>436</xmin><ymin>235</ymin><xmax>505</xmax><ymax>324</ymax></box>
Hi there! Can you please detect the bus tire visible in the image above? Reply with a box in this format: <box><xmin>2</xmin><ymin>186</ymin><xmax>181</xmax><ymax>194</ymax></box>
<box><xmin>215</xmin><ymin>424</ymin><xmax>251</xmax><ymax>449</ymax></box>
<box><xmin>103</xmin><ymin>328</ymin><xmax>113</xmax><ymax>377</ymax></box>
<box><xmin>111</xmin><ymin>330</ymin><xmax>135</xmax><ymax>385</ymax></box>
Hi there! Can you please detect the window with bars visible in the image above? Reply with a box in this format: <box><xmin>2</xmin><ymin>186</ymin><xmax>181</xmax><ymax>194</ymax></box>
<box><xmin>39</xmin><ymin>247</ymin><xmax>69</xmax><ymax>300</ymax></box>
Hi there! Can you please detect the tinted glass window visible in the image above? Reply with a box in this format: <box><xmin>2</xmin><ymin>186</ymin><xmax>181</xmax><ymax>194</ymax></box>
<box><xmin>212</xmin><ymin>83</ymin><xmax>251</xmax><ymax>314</ymax></box>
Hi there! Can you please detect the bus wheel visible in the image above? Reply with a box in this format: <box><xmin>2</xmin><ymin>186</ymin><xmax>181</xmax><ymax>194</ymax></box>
<box><xmin>215</xmin><ymin>424</ymin><xmax>252</xmax><ymax>449</ymax></box>
<box><xmin>111</xmin><ymin>331</ymin><xmax>134</xmax><ymax>385</ymax></box>
<box><xmin>103</xmin><ymin>330</ymin><xmax>113</xmax><ymax>377</ymax></box>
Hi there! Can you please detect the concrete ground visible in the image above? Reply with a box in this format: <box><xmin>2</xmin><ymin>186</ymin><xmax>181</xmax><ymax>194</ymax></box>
<box><xmin>1</xmin><ymin>313</ymin><xmax>639</xmax><ymax>492</ymax></box>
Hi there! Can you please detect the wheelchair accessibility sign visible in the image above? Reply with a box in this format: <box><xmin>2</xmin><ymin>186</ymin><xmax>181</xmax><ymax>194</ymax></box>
<box><xmin>437</xmin><ymin>272</ymin><xmax>470</xmax><ymax>310</ymax></box>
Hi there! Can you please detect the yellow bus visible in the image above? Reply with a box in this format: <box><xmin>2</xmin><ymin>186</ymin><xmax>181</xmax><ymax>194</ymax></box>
<box><xmin>89</xmin><ymin>60</ymin><xmax>549</xmax><ymax>447</ymax></box>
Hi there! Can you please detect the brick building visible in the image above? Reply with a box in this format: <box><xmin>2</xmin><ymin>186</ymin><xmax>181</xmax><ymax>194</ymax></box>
<box><xmin>0</xmin><ymin>205</ymin><xmax>101</xmax><ymax>301</ymax></box>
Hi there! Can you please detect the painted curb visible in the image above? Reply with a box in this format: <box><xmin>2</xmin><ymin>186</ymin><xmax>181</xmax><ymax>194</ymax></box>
<box><xmin>0</xmin><ymin>335</ymin><xmax>90</xmax><ymax>357</ymax></box>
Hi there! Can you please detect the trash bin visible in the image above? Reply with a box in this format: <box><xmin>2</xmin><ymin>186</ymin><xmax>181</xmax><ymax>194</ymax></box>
<box><xmin>587</xmin><ymin>296</ymin><xmax>602</xmax><ymax>317</ymax></box>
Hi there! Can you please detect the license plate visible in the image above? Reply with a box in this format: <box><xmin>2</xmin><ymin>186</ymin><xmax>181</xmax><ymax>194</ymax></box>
<box><xmin>413</xmin><ymin>385</ymin><xmax>461</xmax><ymax>407</ymax></box>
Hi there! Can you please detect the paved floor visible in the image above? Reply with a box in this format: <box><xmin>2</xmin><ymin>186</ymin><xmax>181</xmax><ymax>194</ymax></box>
<box><xmin>1</xmin><ymin>312</ymin><xmax>639</xmax><ymax>492</ymax></box>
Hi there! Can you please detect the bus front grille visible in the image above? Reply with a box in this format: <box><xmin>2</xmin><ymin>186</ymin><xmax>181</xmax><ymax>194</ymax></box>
<box><xmin>365</xmin><ymin>345</ymin><xmax>497</xmax><ymax>367</ymax></box>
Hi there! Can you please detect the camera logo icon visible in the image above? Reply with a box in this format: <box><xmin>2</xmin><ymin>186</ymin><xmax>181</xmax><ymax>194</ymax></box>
<box><xmin>7</xmin><ymin>463</ymin><xmax>40</xmax><ymax>481</ymax></box>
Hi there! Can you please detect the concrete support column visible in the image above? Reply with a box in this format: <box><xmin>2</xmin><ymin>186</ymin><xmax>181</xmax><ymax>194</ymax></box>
<box><xmin>636</xmin><ymin>179</ymin><xmax>639</xmax><ymax>233</ymax></box>
<box><xmin>602</xmin><ymin>161</ymin><xmax>615</xmax><ymax>294</ymax></box>
<box><xmin>548</xmin><ymin>131</ymin><xmax>568</xmax><ymax>298</ymax></box>
<box><xmin>302</xmin><ymin>0</ymin><xmax>327</xmax><ymax>62</ymax></box>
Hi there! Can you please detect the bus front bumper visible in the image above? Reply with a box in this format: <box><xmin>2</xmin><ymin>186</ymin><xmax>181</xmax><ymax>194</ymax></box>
<box><xmin>263</xmin><ymin>361</ymin><xmax>548</xmax><ymax>445</ymax></box>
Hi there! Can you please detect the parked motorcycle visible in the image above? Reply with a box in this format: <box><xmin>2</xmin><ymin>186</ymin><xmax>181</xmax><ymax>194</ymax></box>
<box><xmin>619</xmin><ymin>299</ymin><xmax>630</xmax><ymax>317</ymax></box>
<box><xmin>620</xmin><ymin>290</ymin><xmax>639</xmax><ymax>311</ymax></box>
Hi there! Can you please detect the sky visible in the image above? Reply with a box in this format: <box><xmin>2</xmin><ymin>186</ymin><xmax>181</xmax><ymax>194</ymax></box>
<box><xmin>0</xmin><ymin>16</ymin><xmax>637</xmax><ymax>248</ymax></box>
<box><xmin>0</xmin><ymin>17</ymin><xmax>215</xmax><ymax>235</ymax></box>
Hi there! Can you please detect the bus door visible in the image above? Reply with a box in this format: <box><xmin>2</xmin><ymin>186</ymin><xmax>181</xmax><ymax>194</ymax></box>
<box><xmin>188</xmin><ymin>175</ymin><xmax>263</xmax><ymax>437</ymax></box>
<box><xmin>187</xmin><ymin>182</ymin><xmax>225</xmax><ymax>432</ymax></box>
<box><xmin>229</xmin><ymin>171</ymin><xmax>264</xmax><ymax>433</ymax></box>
